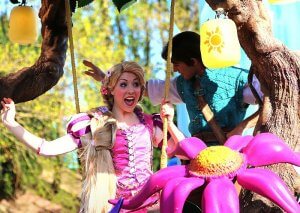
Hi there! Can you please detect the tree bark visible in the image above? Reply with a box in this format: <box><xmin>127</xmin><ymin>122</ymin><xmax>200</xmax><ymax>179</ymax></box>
<box><xmin>206</xmin><ymin>0</ymin><xmax>299</xmax><ymax>211</ymax></box>
<box><xmin>0</xmin><ymin>0</ymin><xmax>68</xmax><ymax>106</ymax></box>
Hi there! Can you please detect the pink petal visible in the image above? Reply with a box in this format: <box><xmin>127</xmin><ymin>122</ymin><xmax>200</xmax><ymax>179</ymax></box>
<box><xmin>202</xmin><ymin>178</ymin><xmax>239</xmax><ymax>213</ymax></box>
<box><xmin>110</xmin><ymin>165</ymin><xmax>188</xmax><ymax>210</ymax></box>
<box><xmin>171</xmin><ymin>178</ymin><xmax>205</xmax><ymax>213</ymax></box>
<box><xmin>243</xmin><ymin>133</ymin><xmax>300</xmax><ymax>166</ymax></box>
<box><xmin>175</xmin><ymin>137</ymin><xmax>207</xmax><ymax>159</ymax></box>
<box><xmin>237</xmin><ymin>168</ymin><xmax>300</xmax><ymax>212</ymax></box>
<box><xmin>160</xmin><ymin>177</ymin><xmax>187</xmax><ymax>213</ymax></box>
<box><xmin>224</xmin><ymin>135</ymin><xmax>254</xmax><ymax>151</ymax></box>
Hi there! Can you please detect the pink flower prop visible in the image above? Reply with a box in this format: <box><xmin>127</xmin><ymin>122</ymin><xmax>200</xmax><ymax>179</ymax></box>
<box><xmin>100</xmin><ymin>71</ymin><xmax>111</xmax><ymax>95</ymax></box>
<box><xmin>110</xmin><ymin>133</ymin><xmax>300</xmax><ymax>212</ymax></box>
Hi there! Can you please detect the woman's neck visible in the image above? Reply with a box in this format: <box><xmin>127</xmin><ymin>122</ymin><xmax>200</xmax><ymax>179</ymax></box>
<box><xmin>112</xmin><ymin>106</ymin><xmax>140</xmax><ymax>127</ymax></box>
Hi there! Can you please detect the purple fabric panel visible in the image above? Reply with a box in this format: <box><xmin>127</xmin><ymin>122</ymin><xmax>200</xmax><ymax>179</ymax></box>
<box><xmin>66</xmin><ymin>114</ymin><xmax>91</xmax><ymax>132</ymax></box>
<box><xmin>112</xmin><ymin>130</ymin><xmax>130</xmax><ymax>170</ymax></box>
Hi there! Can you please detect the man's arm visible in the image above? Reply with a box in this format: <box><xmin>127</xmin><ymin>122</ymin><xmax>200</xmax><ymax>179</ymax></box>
<box><xmin>83</xmin><ymin>60</ymin><xmax>106</xmax><ymax>82</ymax></box>
<box><xmin>227</xmin><ymin>110</ymin><xmax>260</xmax><ymax>137</ymax></box>
<box><xmin>229</xmin><ymin>74</ymin><xmax>263</xmax><ymax>137</ymax></box>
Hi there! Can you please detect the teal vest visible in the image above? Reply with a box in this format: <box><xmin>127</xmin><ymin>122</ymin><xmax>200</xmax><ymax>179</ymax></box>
<box><xmin>176</xmin><ymin>67</ymin><xmax>249</xmax><ymax>136</ymax></box>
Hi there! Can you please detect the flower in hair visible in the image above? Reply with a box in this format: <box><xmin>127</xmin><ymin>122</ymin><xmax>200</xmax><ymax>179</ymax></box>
<box><xmin>101</xmin><ymin>85</ymin><xmax>109</xmax><ymax>95</ymax></box>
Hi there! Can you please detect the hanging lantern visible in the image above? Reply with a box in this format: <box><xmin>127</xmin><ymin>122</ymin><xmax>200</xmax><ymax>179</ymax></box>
<box><xmin>8</xmin><ymin>1</ymin><xmax>38</xmax><ymax>45</ymax></box>
<box><xmin>200</xmin><ymin>9</ymin><xmax>240</xmax><ymax>69</ymax></box>
<box><xmin>269</xmin><ymin>0</ymin><xmax>300</xmax><ymax>4</ymax></box>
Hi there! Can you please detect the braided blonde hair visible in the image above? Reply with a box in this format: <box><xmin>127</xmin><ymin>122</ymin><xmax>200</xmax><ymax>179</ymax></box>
<box><xmin>79</xmin><ymin>109</ymin><xmax>117</xmax><ymax>213</ymax></box>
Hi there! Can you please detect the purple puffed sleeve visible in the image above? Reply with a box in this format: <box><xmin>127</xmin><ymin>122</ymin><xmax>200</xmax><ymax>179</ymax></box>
<box><xmin>66</xmin><ymin>113</ymin><xmax>92</xmax><ymax>148</ymax></box>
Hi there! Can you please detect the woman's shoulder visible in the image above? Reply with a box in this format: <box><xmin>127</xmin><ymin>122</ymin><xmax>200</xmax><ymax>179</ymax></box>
<box><xmin>66</xmin><ymin>112</ymin><xmax>91</xmax><ymax>134</ymax></box>
<box><xmin>66</xmin><ymin>112</ymin><xmax>91</xmax><ymax>127</ymax></box>
<box><xmin>88</xmin><ymin>106</ymin><xmax>110</xmax><ymax>116</ymax></box>
<box><xmin>66</xmin><ymin>106</ymin><xmax>111</xmax><ymax>129</ymax></box>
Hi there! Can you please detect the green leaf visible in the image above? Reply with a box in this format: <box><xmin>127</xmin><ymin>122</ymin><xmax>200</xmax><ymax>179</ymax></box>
<box><xmin>112</xmin><ymin>0</ymin><xmax>137</xmax><ymax>12</ymax></box>
<box><xmin>9</xmin><ymin>0</ymin><xmax>20</xmax><ymax>4</ymax></box>
<box><xmin>77</xmin><ymin>0</ymin><xmax>94</xmax><ymax>8</ymax></box>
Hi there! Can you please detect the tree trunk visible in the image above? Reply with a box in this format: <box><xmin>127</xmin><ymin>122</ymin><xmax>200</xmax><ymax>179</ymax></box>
<box><xmin>206</xmin><ymin>0</ymin><xmax>299</xmax><ymax>211</ymax></box>
<box><xmin>0</xmin><ymin>0</ymin><xmax>68</xmax><ymax>106</ymax></box>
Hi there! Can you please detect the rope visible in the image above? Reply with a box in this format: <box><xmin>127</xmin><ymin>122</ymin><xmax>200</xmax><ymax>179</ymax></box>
<box><xmin>65</xmin><ymin>0</ymin><xmax>81</xmax><ymax>113</ymax></box>
<box><xmin>160</xmin><ymin>0</ymin><xmax>175</xmax><ymax>169</ymax></box>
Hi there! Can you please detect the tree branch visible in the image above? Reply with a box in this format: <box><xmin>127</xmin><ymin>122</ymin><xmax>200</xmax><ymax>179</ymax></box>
<box><xmin>0</xmin><ymin>0</ymin><xmax>68</xmax><ymax>106</ymax></box>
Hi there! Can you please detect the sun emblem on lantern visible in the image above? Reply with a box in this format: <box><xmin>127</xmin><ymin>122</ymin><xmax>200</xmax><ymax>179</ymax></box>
<box><xmin>110</xmin><ymin>133</ymin><xmax>300</xmax><ymax>213</ymax></box>
<box><xmin>204</xmin><ymin>27</ymin><xmax>224</xmax><ymax>53</ymax></box>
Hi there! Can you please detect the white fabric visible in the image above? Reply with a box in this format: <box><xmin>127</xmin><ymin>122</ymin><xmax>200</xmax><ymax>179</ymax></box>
<box><xmin>147</xmin><ymin>75</ymin><xmax>263</xmax><ymax>105</ymax></box>
<box><xmin>39</xmin><ymin>134</ymin><xmax>78</xmax><ymax>156</ymax></box>
<box><xmin>243</xmin><ymin>75</ymin><xmax>264</xmax><ymax>104</ymax></box>
<box><xmin>147</xmin><ymin>77</ymin><xmax>182</xmax><ymax>105</ymax></box>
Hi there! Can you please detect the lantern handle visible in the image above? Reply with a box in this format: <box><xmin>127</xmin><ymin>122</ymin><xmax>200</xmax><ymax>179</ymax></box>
<box><xmin>215</xmin><ymin>8</ymin><xmax>228</xmax><ymax>19</ymax></box>
<box><xmin>21</xmin><ymin>0</ymin><xmax>27</xmax><ymax>6</ymax></box>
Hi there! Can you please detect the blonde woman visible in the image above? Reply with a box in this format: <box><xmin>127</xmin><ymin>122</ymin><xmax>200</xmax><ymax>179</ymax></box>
<box><xmin>1</xmin><ymin>61</ymin><xmax>184</xmax><ymax>213</ymax></box>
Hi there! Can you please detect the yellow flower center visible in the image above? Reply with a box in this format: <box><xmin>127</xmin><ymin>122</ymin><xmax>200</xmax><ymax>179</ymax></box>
<box><xmin>189</xmin><ymin>146</ymin><xmax>243</xmax><ymax>177</ymax></box>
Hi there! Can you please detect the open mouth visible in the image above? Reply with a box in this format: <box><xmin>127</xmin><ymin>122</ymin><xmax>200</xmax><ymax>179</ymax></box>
<box><xmin>124</xmin><ymin>97</ymin><xmax>135</xmax><ymax>106</ymax></box>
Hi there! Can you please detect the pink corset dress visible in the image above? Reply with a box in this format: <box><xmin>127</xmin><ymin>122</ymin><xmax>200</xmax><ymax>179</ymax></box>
<box><xmin>111</xmin><ymin>114</ymin><xmax>159</xmax><ymax>212</ymax></box>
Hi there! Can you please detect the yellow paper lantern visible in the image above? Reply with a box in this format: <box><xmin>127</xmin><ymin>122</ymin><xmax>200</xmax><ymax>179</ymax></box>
<box><xmin>8</xmin><ymin>5</ymin><xmax>38</xmax><ymax>45</ymax></box>
<box><xmin>200</xmin><ymin>10</ymin><xmax>241</xmax><ymax>69</ymax></box>
<box><xmin>269</xmin><ymin>0</ymin><xmax>300</xmax><ymax>4</ymax></box>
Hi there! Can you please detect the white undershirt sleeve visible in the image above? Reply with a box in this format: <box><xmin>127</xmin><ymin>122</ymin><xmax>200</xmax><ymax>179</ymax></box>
<box><xmin>147</xmin><ymin>77</ymin><xmax>183</xmax><ymax>105</ymax></box>
<box><xmin>39</xmin><ymin>134</ymin><xmax>78</xmax><ymax>156</ymax></box>
<box><xmin>243</xmin><ymin>75</ymin><xmax>264</xmax><ymax>104</ymax></box>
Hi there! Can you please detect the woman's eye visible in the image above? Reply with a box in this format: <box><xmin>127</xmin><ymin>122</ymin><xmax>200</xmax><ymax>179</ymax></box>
<box><xmin>133</xmin><ymin>82</ymin><xmax>140</xmax><ymax>87</ymax></box>
<box><xmin>120</xmin><ymin>82</ymin><xmax>127</xmax><ymax>87</ymax></box>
